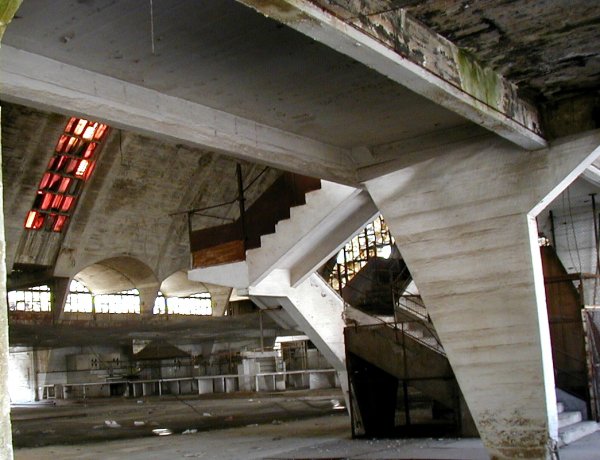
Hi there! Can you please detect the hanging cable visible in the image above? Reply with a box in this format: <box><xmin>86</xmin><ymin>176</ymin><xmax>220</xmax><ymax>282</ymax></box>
<box><xmin>149</xmin><ymin>0</ymin><xmax>156</xmax><ymax>55</ymax></box>
<box><xmin>562</xmin><ymin>192</ymin><xmax>578</xmax><ymax>272</ymax></box>
<box><xmin>566</xmin><ymin>188</ymin><xmax>583</xmax><ymax>273</ymax></box>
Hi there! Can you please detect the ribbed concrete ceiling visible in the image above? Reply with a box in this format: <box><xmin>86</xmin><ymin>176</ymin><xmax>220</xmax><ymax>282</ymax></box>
<box><xmin>3</xmin><ymin>0</ymin><xmax>467</xmax><ymax>148</ymax></box>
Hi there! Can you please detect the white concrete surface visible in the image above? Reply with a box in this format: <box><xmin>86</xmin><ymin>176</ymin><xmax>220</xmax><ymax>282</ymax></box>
<box><xmin>189</xmin><ymin>181</ymin><xmax>378</xmax><ymax>290</ymax></box>
<box><xmin>247</xmin><ymin>181</ymin><xmax>378</xmax><ymax>287</ymax></box>
<box><xmin>364</xmin><ymin>130</ymin><xmax>600</xmax><ymax>459</ymax></box>
<box><xmin>251</xmin><ymin>271</ymin><xmax>346</xmax><ymax>372</ymax></box>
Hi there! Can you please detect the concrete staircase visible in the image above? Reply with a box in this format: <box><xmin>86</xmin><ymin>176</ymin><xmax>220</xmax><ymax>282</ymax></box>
<box><xmin>558</xmin><ymin>400</ymin><xmax>600</xmax><ymax>446</ymax></box>
<box><xmin>188</xmin><ymin>180</ymin><xmax>378</xmax><ymax>289</ymax></box>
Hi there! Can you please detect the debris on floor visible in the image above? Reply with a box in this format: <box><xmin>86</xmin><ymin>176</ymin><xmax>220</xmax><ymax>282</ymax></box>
<box><xmin>182</xmin><ymin>429</ymin><xmax>198</xmax><ymax>435</ymax></box>
<box><xmin>152</xmin><ymin>428</ymin><xmax>173</xmax><ymax>436</ymax></box>
<box><xmin>104</xmin><ymin>420</ymin><xmax>121</xmax><ymax>428</ymax></box>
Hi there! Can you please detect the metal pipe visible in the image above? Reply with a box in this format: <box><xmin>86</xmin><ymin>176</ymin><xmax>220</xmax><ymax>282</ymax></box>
<box><xmin>236</xmin><ymin>163</ymin><xmax>247</xmax><ymax>247</ymax></box>
<box><xmin>170</xmin><ymin>199</ymin><xmax>238</xmax><ymax>216</ymax></box>
<box><xmin>259</xmin><ymin>310</ymin><xmax>264</xmax><ymax>352</ymax></box>
<box><xmin>549</xmin><ymin>210</ymin><xmax>557</xmax><ymax>250</ymax></box>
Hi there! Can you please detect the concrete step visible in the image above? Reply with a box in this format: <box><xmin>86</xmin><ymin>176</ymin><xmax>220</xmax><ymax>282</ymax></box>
<box><xmin>559</xmin><ymin>411</ymin><xmax>582</xmax><ymax>428</ymax></box>
<box><xmin>559</xmin><ymin>421</ymin><xmax>600</xmax><ymax>446</ymax></box>
<box><xmin>557</xmin><ymin>402</ymin><xmax>565</xmax><ymax>414</ymax></box>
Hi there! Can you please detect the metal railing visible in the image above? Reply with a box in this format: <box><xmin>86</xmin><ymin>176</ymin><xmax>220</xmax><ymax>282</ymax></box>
<box><xmin>395</xmin><ymin>294</ymin><xmax>429</xmax><ymax>322</ymax></box>
<box><xmin>42</xmin><ymin>369</ymin><xmax>339</xmax><ymax>400</ymax></box>
<box><xmin>350</xmin><ymin>320</ymin><xmax>445</xmax><ymax>356</ymax></box>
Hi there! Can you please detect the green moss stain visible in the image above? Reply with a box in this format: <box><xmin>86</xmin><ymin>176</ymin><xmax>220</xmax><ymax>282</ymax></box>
<box><xmin>456</xmin><ymin>48</ymin><xmax>502</xmax><ymax>109</ymax></box>
<box><xmin>0</xmin><ymin>0</ymin><xmax>22</xmax><ymax>41</ymax></box>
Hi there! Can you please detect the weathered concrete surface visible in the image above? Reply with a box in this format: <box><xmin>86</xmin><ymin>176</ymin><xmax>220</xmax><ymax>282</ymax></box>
<box><xmin>238</xmin><ymin>0</ymin><xmax>545</xmax><ymax>149</ymax></box>
<box><xmin>364</xmin><ymin>130</ymin><xmax>600</xmax><ymax>459</ymax></box>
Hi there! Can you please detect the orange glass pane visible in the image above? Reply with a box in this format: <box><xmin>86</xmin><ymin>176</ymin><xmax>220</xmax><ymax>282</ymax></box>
<box><xmin>60</xmin><ymin>196</ymin><xmax>75</xmax><ymax>212</ymax></box>
<box><xmin>56</xmin><ymin>135</ymin><xmax>69</xmax><ymax>152</ymax></box>
<box><xmin>51</xmin><ymin>194</ymin><xmax>63</xmax><ymax>209</ymax></box>
<box><xmin>24</xmin><ymin>211</ymin><xmax>44</xmax><ymax>230</ymax></box>
<box><xmin>53</xmin><ymin>215</ymin><xmax>68</xmax><ymax>232</ymax></box>
<box><xmin>65</xmin><ymin>136</ymin><xmax>78</xmax><ymax>152</ymax></box>
<box><xmin>64</xmin><ymin>117</ymin><xmax>77</xmax><ymax>134</ymax></box>
<box><xmin>83</xmin><ymin>161</ymin><xmax>96</xmax><ymax>180</ymax></box>
<box><xmin>41</xmin><ymin>192</ymin><xmax>53</xmax><ymax>210</ymax></box>
<box><xmin>83</xmin><ymin>143</ymin><xmax>97</xmax><ymax>159</ymax></box>
<box><xmin>48</xmin><ymin>155</ymin><xmax>66</xmax><ymax>172</ymax></box>
<box><xmin>58</xmin><ymin>177</ymin><xmax>72</xmax><ymax>194</ymax></box>
<box><xmin>65</xmin><ymin>159</ymin><xmax>79</xmax><ymax>175</ymax></box>
<box><xmin>74</xmin><ymin>119</ymin><xmax>87</xmax><ymax>136</ymax></box>
<box><xmin>75</xmin><ymin>159</ymin><xmax>89</xmax><ymax>177</ymax></box>
<box><xmin>94</xmin><ymin>124</ymin><xmax>108</xmax><ymax>140</ymax></box>
<box><xmin>39</xmin><ymin>173</ymin><xmax>51</xmax><ymax>190</ymax></box>
<box><xmin>48</xmin><ymin>174</ymin><xmax>62</xmax><ymax>191</ymax></box>
<box><xmin>82</xmin><ymin>123</ymin><xmax>97</xmax><ymax>140</ymax></box>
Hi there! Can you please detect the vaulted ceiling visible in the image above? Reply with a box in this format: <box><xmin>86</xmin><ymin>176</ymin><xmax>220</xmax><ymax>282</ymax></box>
<box><xmin>1</xmin><ymin>0</ymin><xmax>599</xmax><ymax>293</ymax></box>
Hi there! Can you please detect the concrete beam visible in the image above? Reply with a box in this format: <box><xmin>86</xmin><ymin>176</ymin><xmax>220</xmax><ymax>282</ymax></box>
<box><xmin>0</xmin><ymin>46</ymin><xmax>356</xmax><ymax>185</ymax></box>
<box><xmin>364</xmin><ymin>130</ymin><xmax>600</xmax><ymax>458</ymax></box>
<box><xmin>237</xmin><ymin>0</ymin><xmax>546</xmax><ymax>150</ymax></box>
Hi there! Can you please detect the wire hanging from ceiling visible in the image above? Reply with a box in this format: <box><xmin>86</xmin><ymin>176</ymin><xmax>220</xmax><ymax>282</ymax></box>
<box><xmin>150</xmin><ymin>0</ymin><xmax>156</xmax><ymax>55</ymax></box>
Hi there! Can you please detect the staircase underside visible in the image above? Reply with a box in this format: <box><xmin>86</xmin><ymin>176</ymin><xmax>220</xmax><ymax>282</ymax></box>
<box><xmin>345</xmin><ymin>322</ymin><xmax>476</xmax><ymax>438</ymax></box>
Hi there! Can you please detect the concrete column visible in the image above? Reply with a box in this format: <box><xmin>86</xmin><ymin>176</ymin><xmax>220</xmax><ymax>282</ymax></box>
<box><xmin>208</xmin><ymin>285</ymin><xmax>232</xmax><ymax>316</ymax></box>
<box><xmin>1</xmin><ymin>3</ymin><xmax>22</xmax><ymax>457</ymax></box>
<box><xmin>53</xmin><ymin>277</ymin><xmax>70</xmax><ymax>323</ymax></box>
<box><xmin>138</xmin><ymin>286</ymin><xmax>159</xmax><ymax>317</ymax></box>
<box><xmin>363</xmin><ymin>131</ymin><xmax>600</xmax><ymax>459</ymax></box>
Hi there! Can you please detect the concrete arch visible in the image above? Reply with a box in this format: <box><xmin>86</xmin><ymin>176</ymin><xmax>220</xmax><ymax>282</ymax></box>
<box><xmin>74</xmin><ymin>256</ymin><xmax>160</xmax><ymax>316</ymax></box>
<box><xmin>159</xmin><ymin>270</ymin><xmax>231</xmax><ymax>316</ymax></box>
<box><xmin>159</xmin><ymin>270</ymin><xmax>209</xmax><ymax>298</ymax></box>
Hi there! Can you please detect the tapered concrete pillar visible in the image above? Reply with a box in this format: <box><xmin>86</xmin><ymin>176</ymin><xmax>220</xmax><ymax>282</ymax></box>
<box><xmin>1</xmin><ymin>2</ymin><xmax>23</xmax><ymax>458</ymax></box>
<box><xmin>364</xmin><ymin>131</ymin><xmax>600</xmax><ymax>459</ymax></box>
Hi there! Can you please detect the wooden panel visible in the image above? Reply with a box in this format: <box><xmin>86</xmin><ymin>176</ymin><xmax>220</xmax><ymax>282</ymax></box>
<box><xmin>189</xmin><ymin>172</ymin><xmax>322</xmax><ymax>254</ymax></box>
<box><xmin>190</xmin><ymin>222</ymin><xmax>242</xmax><ymax>253</ymax></box>
<box><xmin>192</xmin><ymin>240</ymin><xmax>245</xmax><ymax>268</ymax></box>
<box><xmin>541</xmin><ymin>245</ymin><xmax>588</xmax><ymax>398</ymax></box>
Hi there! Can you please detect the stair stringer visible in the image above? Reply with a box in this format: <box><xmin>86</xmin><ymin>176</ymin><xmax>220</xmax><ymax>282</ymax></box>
<box><xmin>188</xmin><ymin>183</ymin><xmax>378</xmax><ymax>290</ymax></box>
<box><xmin>247</xmin><ymin>183</ymin><xmax>379</xmax><ymax>287</ymax></box>
<box><xmin>188</xmin><ymin>260</ymin><xmax>249</xmax><ymax>289</ymax></box>
<box><xmin>250</xmin><ymin>270</ymin><xmax>350</xmax><ymax>407</ymax></box>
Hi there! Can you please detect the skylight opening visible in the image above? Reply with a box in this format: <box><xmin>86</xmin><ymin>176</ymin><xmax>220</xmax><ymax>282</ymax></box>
<box><xmin>23</xmin><ymin>116</ymin><xmax>109</xmax><ymax>232</ymax></box>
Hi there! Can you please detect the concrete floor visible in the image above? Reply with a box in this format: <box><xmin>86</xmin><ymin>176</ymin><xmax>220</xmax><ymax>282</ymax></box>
<box><xmin>12</xmin><ymin>390</ymin><xmax>600</xmax><ymax>459</ymax></box>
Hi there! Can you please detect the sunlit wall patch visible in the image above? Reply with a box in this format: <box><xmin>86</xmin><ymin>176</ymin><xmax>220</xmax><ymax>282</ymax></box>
<box><xmin>23</xmin><ymin>117</ymin><xmax>110</xmax><ymax>232</ymax></box>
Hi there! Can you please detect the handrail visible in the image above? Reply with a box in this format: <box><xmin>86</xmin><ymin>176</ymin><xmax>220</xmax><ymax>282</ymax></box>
<box><xmin>350</xmin><ymin>320</ymin><xmax>445</xmax><ymax>356</ymax></box>
<box><xmin>395</xmin><ymin>295</ymin><xmax>429</xmax><ymax>321</ymax></box>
